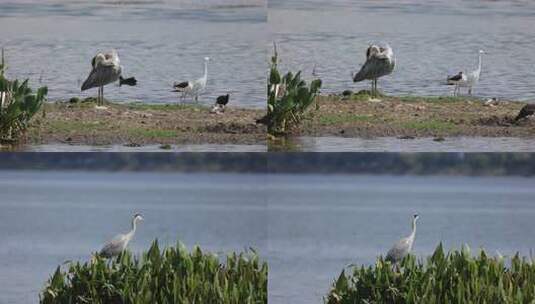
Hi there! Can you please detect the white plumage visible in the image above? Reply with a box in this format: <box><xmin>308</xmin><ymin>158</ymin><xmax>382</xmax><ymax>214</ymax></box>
<box><xmin>386</xmin><ymin>214</ymin><xmax>419</xmax><ymax>264</ymax></box>
<box><xmin>99</xmin><ymin>213</ymin><xmax>143</xmax><ymax>258</ymax></box>
<box><xmin>448</xmin><ymin>50</ymin><xmax>485</xmax><ymax>96</ymax></box>
<box><xmin>173</xmin><ymin>57</ymin><xmax>210</xmax><ymax>102</ymax></box>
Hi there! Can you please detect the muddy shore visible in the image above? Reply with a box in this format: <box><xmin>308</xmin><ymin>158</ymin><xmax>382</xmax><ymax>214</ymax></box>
<box><xmin>24</xmin><ymin>100</ymin><xmax>266</xmax><ymax>147</ymax></box>
<box><xmin>294</xmin><ymin>93</ymin><xmax>535</xmax><ymax>138</ymax></box>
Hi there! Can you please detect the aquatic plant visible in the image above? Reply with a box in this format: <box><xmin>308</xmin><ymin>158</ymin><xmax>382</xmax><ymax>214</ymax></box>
<box><xmin>0</xmin><ymin>48</ymin><xmax>47</xmax><ymax>142</ymax></box>
<box><xmin>40</xmin><ymin>240</ymin><xmax>268</xmax><ymax>304</ymax></box>
<box><xmin>265</xmin><ymin>43</ymin><xmax>322</xmax><ymax>135</ymax></box>
<box><xmin>327</xmin><ymin>243</ymin><xmax>535</xmax><ymax>303</ymax></box>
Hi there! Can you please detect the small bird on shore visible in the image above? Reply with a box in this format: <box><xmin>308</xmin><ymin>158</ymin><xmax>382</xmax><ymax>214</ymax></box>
<box><xmin>173</xmin><ymin>57</ymin><xmax>210</xmax><ymax>102</ymax></box>
<box><xmin>446</xmin><ymin>71</ymin><xmax>467</xmax><ymax>96</ymax></box>
<box><xmin>99</xmin><ymin>213</ymin><xmax>143</xmax><ymax>258</ymax></box>
<box><xmin>353</xmin><ymin>44</ymin><xmax>396</xmax><ymax>99</ymax></box>
<box><xmin>119</xmin><ymin>76</ymin><xmax>137</xmax><ymax>87</ymax></box>
<box><xmin>515</xmin><ymin>104</ymin><xmax>535</xmax><ymax>122</ymax></box>
<box><xmin>211</xmin><ymin>94</ymin><xmax>230</xmax><ymax>114</ymax></box>
<box><xmin>386</xmin><ymin>214</ymin><xmax>419</xmax><ymax>264</ymax></box>
<box><xmin>255</xmin><ymin>113</ymin><xmax>272</xmax><ymax>127</ymax></box>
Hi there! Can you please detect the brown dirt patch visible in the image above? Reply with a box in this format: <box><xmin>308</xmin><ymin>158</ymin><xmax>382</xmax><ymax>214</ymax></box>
<box><xmin>26</xmin><ymin>101</ymin><xmax>266</xmax><ymax>146</ymax></box>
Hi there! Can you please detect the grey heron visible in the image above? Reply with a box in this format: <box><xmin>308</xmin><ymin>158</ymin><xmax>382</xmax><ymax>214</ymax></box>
<box><xmin>353</xmin><ymin>44</ymin><xmax>396</xmax><ymax>99</ymax></box>
<box><xmin>385</xmin><ymin>214</ymin><xmax>419</xmax><ymax>264</ymax></box>
<box><xmin>449</xmin><ymin>50</ymin><xmax>485</xmax><ymax>96</ymax></box>
<box><xmin>81</xmin><ymin>50</ymin><xmax>122</xmax><ymax>106</ymax></box>
<box><xmin>173</xmin><ymin>57</ymin><xmax>210</xmax><ymax>102</ymax></box>
<box><xmin>99</xmin><ymin>213</ymin><xmax>143</xmax><ymax>258</ymax></box>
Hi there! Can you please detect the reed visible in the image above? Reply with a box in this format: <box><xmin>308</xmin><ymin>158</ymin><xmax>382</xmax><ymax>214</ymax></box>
<box><xmin>327</xmin><ymin>243</ymin><xmax>535</xmax><ymax>303</ymax></box>
<box><xmin>41</xmin><ymin>240</ymin><xmax>268</xmax><ymax>304</ymax></box>
<box><xmin>266</xmin><ymin>43</ymin><xmax>321</xmax><ymax>135</ymax></box>
<box><xmin>0</xmin><ymin>48</ymin><xmax>47</xmax><ymax>142</ymax></box>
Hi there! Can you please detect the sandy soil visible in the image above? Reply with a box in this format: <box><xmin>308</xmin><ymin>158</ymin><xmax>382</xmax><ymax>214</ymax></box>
<box><xmin>293</xmin><ymin>93</ymin><xmax>535</xmax><ymax>138</ymax></box>
<box><xmin>25</xmin><ymin>100</ymin><xmax>266</xmax><ymax>146</ymax></box>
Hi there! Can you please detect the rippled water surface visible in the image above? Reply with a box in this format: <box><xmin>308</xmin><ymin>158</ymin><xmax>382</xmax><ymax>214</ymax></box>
<box><xmin>0</xmin><ymin>171</ymin><xmax>268</xmax><ymax>303</ymax></box>
<box><xmin>2</xmin><ymin>143</ymin><xmax>267</xmax><ymax>152</ymax></box>
<box><xmin>267</xmin><ymin>174</ymin><xmax>535</xmax><ymax>304</ymax></box>
<box><xmin>271</xmin><ymin>136</ymin><xmax>535</xmax><ymax>152</ymax></box>
<box><xmin>269</xmin><ymin>0</ymin><xmax>535</xmax><ymax>101</ymax></box>
<box><xmin>0</xmin><ymin>0</ymin><xmax>266</xmax><ymax>107</ymax></box>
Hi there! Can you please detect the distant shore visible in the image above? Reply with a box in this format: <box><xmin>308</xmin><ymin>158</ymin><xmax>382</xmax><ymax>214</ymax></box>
<box><xmin>24</xmin><ymin>100</ymin><xmax>266</xmax><ymax>147</ymax></box>
<box><xmin>293</xmin><ymin>93</ymin><xmax>535</xmax><ymax>138</ymax></box>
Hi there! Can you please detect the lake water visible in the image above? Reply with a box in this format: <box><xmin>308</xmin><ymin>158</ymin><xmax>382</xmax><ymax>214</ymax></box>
<box><xmin>0</xmin><ymin>0</ymin><xmax>267</xmax><ymax>108</ymax></box>
<box><xmin>270</xmin><ymin>136</ymin><xmax>535</xmax><ymax>152</ymax></box>
<box><xmin>2</xmin><ymin>143</ymin><xmax>267</xmax><ymax>152</ymax></box>
<box><xmin>2</xmin><ymin>171</ymin><xmax>535</xmax><ymax>303</ymax></box>
<box><xmin>269</xmin><ymin>0</ymin><xmax>535</xmax><ymax>101</ymax></box>
<box><xmin>0</xmin><ymin>171</ymin><xmax>268</xmax><ymax>303</ymax></box>
<box><xmin>267</xmin><ymin>174</ymin><xmax>535</xmax><ymax>304</ymax></box>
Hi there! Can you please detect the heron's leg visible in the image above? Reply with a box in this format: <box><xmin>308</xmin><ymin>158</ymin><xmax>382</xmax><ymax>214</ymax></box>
<box><xmin>102</xmin><ymin>86</ymin><xmax>105</xmax><ymax>105</ymax></box>
<box><xmin>468</xmin><ymin>87</ymin><xmax>472</xmax><ymax>96</ymax></box>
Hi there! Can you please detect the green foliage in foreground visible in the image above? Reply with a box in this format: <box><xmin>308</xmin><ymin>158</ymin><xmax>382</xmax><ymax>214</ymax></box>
<box><xmin>0</xmin><ymin>48</ymin><xmax>47</xmax><ymax>141</ymax></box>
<box><xmin>327</xmin><ymin>243</ymin><xmax>535</xmax><ymax>304</ymax></box>
<box><xmin>266</xmin><ymin>43</ymin><xmax>322</xmax><ymax>135</ymax></box>
<box><xmin>41</xmin><ymin>240</ymin><xmax>267</xmax><ymax>304</ymax></box>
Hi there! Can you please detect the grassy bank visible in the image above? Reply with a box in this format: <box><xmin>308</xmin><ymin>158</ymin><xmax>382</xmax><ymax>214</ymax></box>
<box><xmin>25</xmin><ymin>100</ymin><xmax>266</xmax><ymax>146</ymax></box>
<box><xmin>296</xmin><ymin>92</ymin><xmax>535</xmax><ymax>138</ymax></box>
<box><xmin>327</xmin><ymin>244</ymin><xmax>535</xmax><ymax>303</ymax></box>
<box><xmin>41</xmin><ymin>241</ymin><xmax>267</xmax><ymax>304</ymax></box>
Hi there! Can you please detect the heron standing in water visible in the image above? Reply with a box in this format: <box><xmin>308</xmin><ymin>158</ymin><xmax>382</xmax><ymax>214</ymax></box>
<box><xmin>386</xmin><ymin>214</ymin><xmax>419</xmax><ymax>264</ymax></box>
<box><xmin>99</xmin><ymin>213</ymin><xmax>144</xmax><ymax>258</ymax></box>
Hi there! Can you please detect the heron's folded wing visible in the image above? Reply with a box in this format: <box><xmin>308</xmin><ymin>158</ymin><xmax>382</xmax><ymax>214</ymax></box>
<box><xmin>386</xmin><ymin>238</ymin><xmax>410</xmax><ymax>260</ymax></box>
<box><xmin>353</xmin><ymin>57</ymin><xmax>392</xmax><ymax>82</ymax></box>
<box><xmin>100</xmin><ymin>234</ymin><xmax>126</xmax><ymax>255</ymax></box>
<box><xmin>81</xmin><ymin>65</ymin><xmax>120</xmax><ymax>91</ymax></box>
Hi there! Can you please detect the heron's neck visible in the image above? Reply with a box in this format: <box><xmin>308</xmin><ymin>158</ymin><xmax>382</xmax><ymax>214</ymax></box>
<box><xmin>128</xmin><ymin>218</ymin><xmax>137</xmax><ymax>237</ymax></box>
<box><xmin>203</xmin><ymin>61</ymin><xmax>208</xmax><ymax>80</ymax></box>
<box><xmin>476</xmin><ymin>54</ymin><xmax>482</xmax><ymax>72</ymax></box>
<box><xmin>410</xmin><ymin>219</ymin><xmax>417</xmax><ymax>240</ymax></box>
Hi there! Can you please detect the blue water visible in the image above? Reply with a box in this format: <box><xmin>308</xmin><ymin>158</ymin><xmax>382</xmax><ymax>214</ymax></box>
<box><xmin>273</xmin><ymin>136</ymin><xmax>535</xmax><ymax>152</ymax></box>
<box><xmin>269</xmin><ymin>0</ymin><xmax>535</xmax><ymax>101</ymax></box>
<box><xmin>2</xmin><ymin>171</ymin><xmax>535</xmax><ymax>303</ymax></box>
<box><xmin>267</xmin><ymin>174</ymin><xmax>535</xmax><ymax>304</ymax></box>
<box><xmin>0</xmin><ymin>0</ymin><xmax>266</xmax><ymax>108</ymax></box>
<box><xmin>0</xmin><ymin>171</ymin><xmax>268</xmax><ymax>303</ymax></box>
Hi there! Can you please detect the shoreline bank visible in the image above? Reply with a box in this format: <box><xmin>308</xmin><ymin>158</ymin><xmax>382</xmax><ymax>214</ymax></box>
<box><xmin>23</xmin><ymin>100</ymin><xmax>266</xmax><ymax>147</ymax></box>
<box><xmin>292</xmin><ymin>94</ymin><xmax>535</xmax><ymax>138</ymax></box>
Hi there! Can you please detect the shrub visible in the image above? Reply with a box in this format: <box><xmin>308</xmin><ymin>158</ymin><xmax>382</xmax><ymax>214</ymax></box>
<box><xmin>265</xmin><ymin>43</ymin><xmax>321</xmax><ymax>135</ymax></box>
<box><xmin>0</xmin><ymin>48</ymin><xmax>47</xmax><ymax>142</ymax></box>
<box><xmin>41</xmin><ymin>240</ymin><xmax>268</xmax><ymax>304</ymax></box>
<box><xmin>327</xmin><ymin>243</ymin><xmax>535</xmax><ymax>303</ymax></box>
